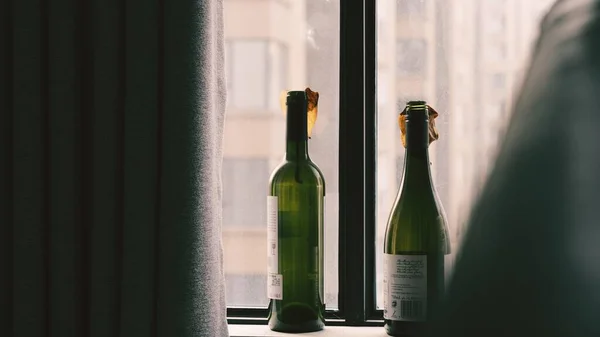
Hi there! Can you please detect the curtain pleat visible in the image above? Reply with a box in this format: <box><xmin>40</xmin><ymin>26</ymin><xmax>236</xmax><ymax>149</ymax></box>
<box><xmin>0</xmin><ymin>0</ymin><xmax>14</xmax><ymax>335</ymax></box>
<box><xmin>48</xmin><ymin>0</ymin><xmax>80</xmax><ymax>335</ymax></box>
<box><xmin>12</xmin><ymin>0</ymin><xmax>48</xmax><ymax>335</ymax></box>
<box><xmin>1</xmin><ymin>0</ymin><xmax>228</xmax><ymax>336</ymax></box>
<box><xmin>88</xmin><ymin>0</ymin><xmax>124</xmax><ymax>335</ymax></box>
<box><xmin>120</xmin><ymin>0</ymin><xmax>159</xmax><ymax>334</ymax></box>
<box><xmin>157</xmin><ymin>0</ymin><xmax>227</xmax><ymax>334</ymax></box>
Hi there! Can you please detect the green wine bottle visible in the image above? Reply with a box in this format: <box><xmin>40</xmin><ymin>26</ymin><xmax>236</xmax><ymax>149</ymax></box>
<box><xmin>383</xmin><ymin>101</ymin><xmax>451</xmax><ymax>337</ymax></box>
<box><xmin>267</xmin><ymin>90</ymin><xmax>325</xmax><ymax>332</ymax></box>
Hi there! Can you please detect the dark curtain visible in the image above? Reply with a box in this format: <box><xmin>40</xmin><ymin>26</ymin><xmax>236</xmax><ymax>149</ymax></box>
<box><xmin>0</xmin><ymin>0</ymin><xmax>229</xmax><ymax>336</ymax></box>
<box><xmin>430</xmin><ymin>0</ymin><xmax>600</xmax><ymax>336</ymax></box>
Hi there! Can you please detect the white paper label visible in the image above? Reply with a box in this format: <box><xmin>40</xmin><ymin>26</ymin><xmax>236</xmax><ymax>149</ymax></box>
<box><xmin>383</xmin><ymin>254</ymin><xmax>427</xmax><ymax>321</ymax></box>
<box><xmin>267</xmin><ymin>196</ymin><xmax>282</xmax><ymax>299</ymax></box>
<box><xmin>268</xmin><ymin>274</ymin><xmax>283</xmax><ymax>300</ymax></box>
<box><xmin>267</xmin><ymin>196</ymin><xmax>278</xmax><ymax>273</ymax></box>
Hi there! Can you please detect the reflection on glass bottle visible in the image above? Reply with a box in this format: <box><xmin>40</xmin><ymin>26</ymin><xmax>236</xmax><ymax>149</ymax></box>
<box><xmin>383</xmin><ymin>101</ymin><xmax>451</xmax><ymax>337</ymax></box>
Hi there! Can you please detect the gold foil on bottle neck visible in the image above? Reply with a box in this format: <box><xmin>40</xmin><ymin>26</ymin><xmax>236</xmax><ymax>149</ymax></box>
<box><xmin>398</xmin><ymin>104</ymin><xmax>440</xmax><ymax>148</ymax></box>
<box><xmin>305</xmin><ymin>88</ymin><xmax>319</xmax><ymax>139</ymax></box>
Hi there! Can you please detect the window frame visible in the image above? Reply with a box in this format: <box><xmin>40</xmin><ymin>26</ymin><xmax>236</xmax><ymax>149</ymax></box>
<box><xmin>226</xmin><ymin>0</ymin><xmax>382</xmax><ymax>326</ymax></box>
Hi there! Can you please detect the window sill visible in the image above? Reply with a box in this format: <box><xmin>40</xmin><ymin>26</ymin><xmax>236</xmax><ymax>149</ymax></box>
<box><xmin>229</xmin><ymin>324</ymin><xmax>388</xmax><ymax>337</ymax></box>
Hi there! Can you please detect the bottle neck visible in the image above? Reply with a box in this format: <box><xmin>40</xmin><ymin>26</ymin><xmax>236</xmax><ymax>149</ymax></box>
<box><xmin>402</xmin><ymin>116</ymin><xmax>434</xmax><ymax>190</ymax></box>
<box><xmin>285</xmin><ymin>100</ymin><xmax>309</xmax><ymax>161</ymax></box>
<box><xmin>286</xmin><ymin>140</ymin><xmax>309</xmax><ymax>161</ymax></box>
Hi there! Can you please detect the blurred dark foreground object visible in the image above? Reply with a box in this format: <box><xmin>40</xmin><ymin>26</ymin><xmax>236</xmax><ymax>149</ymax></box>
<box><xmin>429</xmin><ymin>0</ymin><xmax>600</xmax><ymax>336</ymax></box>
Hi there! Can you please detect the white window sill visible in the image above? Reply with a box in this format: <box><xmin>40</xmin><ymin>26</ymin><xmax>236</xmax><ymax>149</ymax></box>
<box><xmin>229</xmin><ymin>324</ymin><xmax>388</xmax><ymax>337</ymax></box>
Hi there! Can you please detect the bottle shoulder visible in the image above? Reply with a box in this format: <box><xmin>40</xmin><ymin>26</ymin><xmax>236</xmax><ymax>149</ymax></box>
<box><xmin>385</xmin><ymin>191</ymin><xmax>451</xmax><ymax>254</ymax></box>
<box><xmin>390</xmin><ymin>189</ymin><xmax>447</xmax><ymax>223</ymax></box>
<box><xmin>269</xmin><ymin>159</ymin><xmax>325</xmax><ymax>188</ymax></box>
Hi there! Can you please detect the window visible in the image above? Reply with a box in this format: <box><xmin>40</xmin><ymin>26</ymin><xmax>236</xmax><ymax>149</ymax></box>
<box><xmin>224</xmin><ymin>0</ymin><xmax>555</xmax><ymax>327</ymax></box>
<box><xmin>491</xmin><ymin>73</ymin><xmax>506</xmax><ymax>90</ymax></box>
<box><xmin>489</xmin><ymin>43</ymin><xmax>507</xmax><ymax>61</ymax></box>
<box><xmin>225</xmin><ymin>39</ymin><xmax>288</xmax><ymax>112</ymax></box>
<box><xmin>222</xmin><ymin>158</ymin><xmax>269</xmax><ymax>228</ymax></box>
<box><xmin>225</xmin><ymin>274</ymin><xmax>267</xmax><ymax>307</ymax></box>
<box><xmin>397</xmin><ymin>0</ymin><xmax>426</xmax><ymax>17</ymax></box>
<box><xmin>376</xmin><ymin>0</ymin><xmax>555</xmax><ymax>310</ymax></box>
<box><xmin>396</xmin><ymin>39</ymin><xmax>427</xmax><ymax>76</ymax></box>
<box><xmin>486</xmin><ymin>13</ymin><xmax>506</xmax><ymax>34</ymax></box>
<box><xmin>223</xmin><ymin>0</ymin><xmax>340</xmax><ymax>315</ymax></box>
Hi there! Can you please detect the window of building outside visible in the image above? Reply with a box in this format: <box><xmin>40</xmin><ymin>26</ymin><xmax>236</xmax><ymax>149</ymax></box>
<box><xmin>225</xmin><ymin>39</ymin><xmax>288</xmax><ymax>112</ymax></box>
<box><xmin>397</xmin><ymin>0</ymin><xmax>426</xmax><ymax>17</ymax></box>
<box><xmin>222</xmin><ymin>158</ymin><xmax>270</xmax><ymax>228</ymax></box>
<box><xmin>492</xmin><ymin>73</ymin><xmax>506</xmax><ymax>90</ymax></box>
<box><xmin>396</xmin><ymin>39</ymin><xmax>427</xmax><ymax>76</ymax></box>
<box><xmin>490</xmin><ymin>43</ymin><xmax>507</xmax><ymax>61</ymax></box>
<box><xmin>499</xmin><ymin>100</ymin><xmax>507</xmax><ymax>119</ymax></box>
<box><xmin>223</xmin><ymin>0</ymin><xmax>557</xmax><ymax>324</ymax></box>
<box><xmin>487</xmin><ymin>13</ymin><xmax>506</xmax><ymax>34</ymax></box>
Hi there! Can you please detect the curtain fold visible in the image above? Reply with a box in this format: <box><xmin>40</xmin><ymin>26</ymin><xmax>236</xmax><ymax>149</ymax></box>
<box><xmin>1</xmin><ymin>0</ymin><xmax>229</xmax><ymax>336</ymax></box>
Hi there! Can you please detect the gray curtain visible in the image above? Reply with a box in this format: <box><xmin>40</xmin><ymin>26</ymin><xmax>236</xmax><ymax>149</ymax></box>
<box><xmin>0</xmin><ymin>0</ymin><xmax>229</xmax><ymax>336</ymax></box>
<box><xmin>430</xmin><ymin>0</ymin><xmax>600</xmax><ymax>336</ymax></box>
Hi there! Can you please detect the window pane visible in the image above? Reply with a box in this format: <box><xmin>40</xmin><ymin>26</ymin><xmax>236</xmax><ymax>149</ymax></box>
<box><xmin>223</xmin><ymin>0</ymin><xmax>340</xmax><ymax>309</ymax></box>
<box><xmin>396</xmin><ymin>39</ymin><xmax>427</xmax><ymax>76</ymax></box>
<box><xmin>230</xmin><ymin>40</ymin><xmax>268</xmax><ymax>109</ymax></box>
<box><xmin>268</xmin><ymin>42</ymin><xmax>289</xmax><ymax>112</ymax></box>
<box><xmin>376</xmin><ymin>0</ymin><xmax>555</xmax><ymax>308</ymax></box>
<box><xmin>225</xmin><ymin>274</ymin><xmax>267</xmax><ymax>307</ymax></box>
<box><xmin>397</xmin><ymin>0</ymin><xmax>426</xmax><ymax>17</ymax></box>
<box><xmin>222</xmin><ymin>158</ymin><xmax>269</xmax><ymax>227</ymax></box>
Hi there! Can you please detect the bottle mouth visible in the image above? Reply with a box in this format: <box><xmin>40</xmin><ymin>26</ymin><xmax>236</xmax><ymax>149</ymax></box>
<box><xmin>404</xmin><ymin>102</ymin><xmax>429</xmax><ymax>119</ymax></box>
<box><xmin>406</xmin><ymin>100</ymin><xmax>427</xmax><ymax>107</ymax></box>
<box><xmin>287</xmin><ymin>91</ymin><xmax>307</xmax><ymax>105</ymax></box>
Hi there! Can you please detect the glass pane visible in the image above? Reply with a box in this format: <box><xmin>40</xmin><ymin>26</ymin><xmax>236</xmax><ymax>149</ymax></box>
<box><xmin>230</xmin><ymin>40</ymin><xmax>268</xmax><ymax>109</ymax></box>
<box><xmin>268</xmin><ymin>42</ymin><xmax>289</xmax><ymax>112</ymax></box>
<box><xmin>376</xmin><ymin>0</ymin><xmax>556</xmax><ymax>308</ymax></box>
<box><xmin>222</xmin><ymin>158</ymin><xmax>270</xmax><ymax>227</ymax></box>
<box><xmin>223</xmin><ymin>0</ymin><xmax>340</xmax><ymax>309</ymax></box>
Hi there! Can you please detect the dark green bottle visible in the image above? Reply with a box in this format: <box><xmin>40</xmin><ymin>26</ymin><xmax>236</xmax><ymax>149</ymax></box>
<box><xmin>267</xmin><ymin>90</ymin><xmax>325</xmax><ymax>332</ymax></box>
<box><xmin>383</xmin><ymin>101</ymin><xmax>451</xmax><ymax>337</ymax></box>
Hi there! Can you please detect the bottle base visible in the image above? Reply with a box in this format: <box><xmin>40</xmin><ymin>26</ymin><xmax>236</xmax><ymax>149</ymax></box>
<box><xmin>268</xmin><ymin>302</ymin><xmax>324</xmax><ymax>333</ymax></box>
<box><xmin>384</xmin><ymin>320</ymin><xmax>425</xmax><ymax>337</ymax></box>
